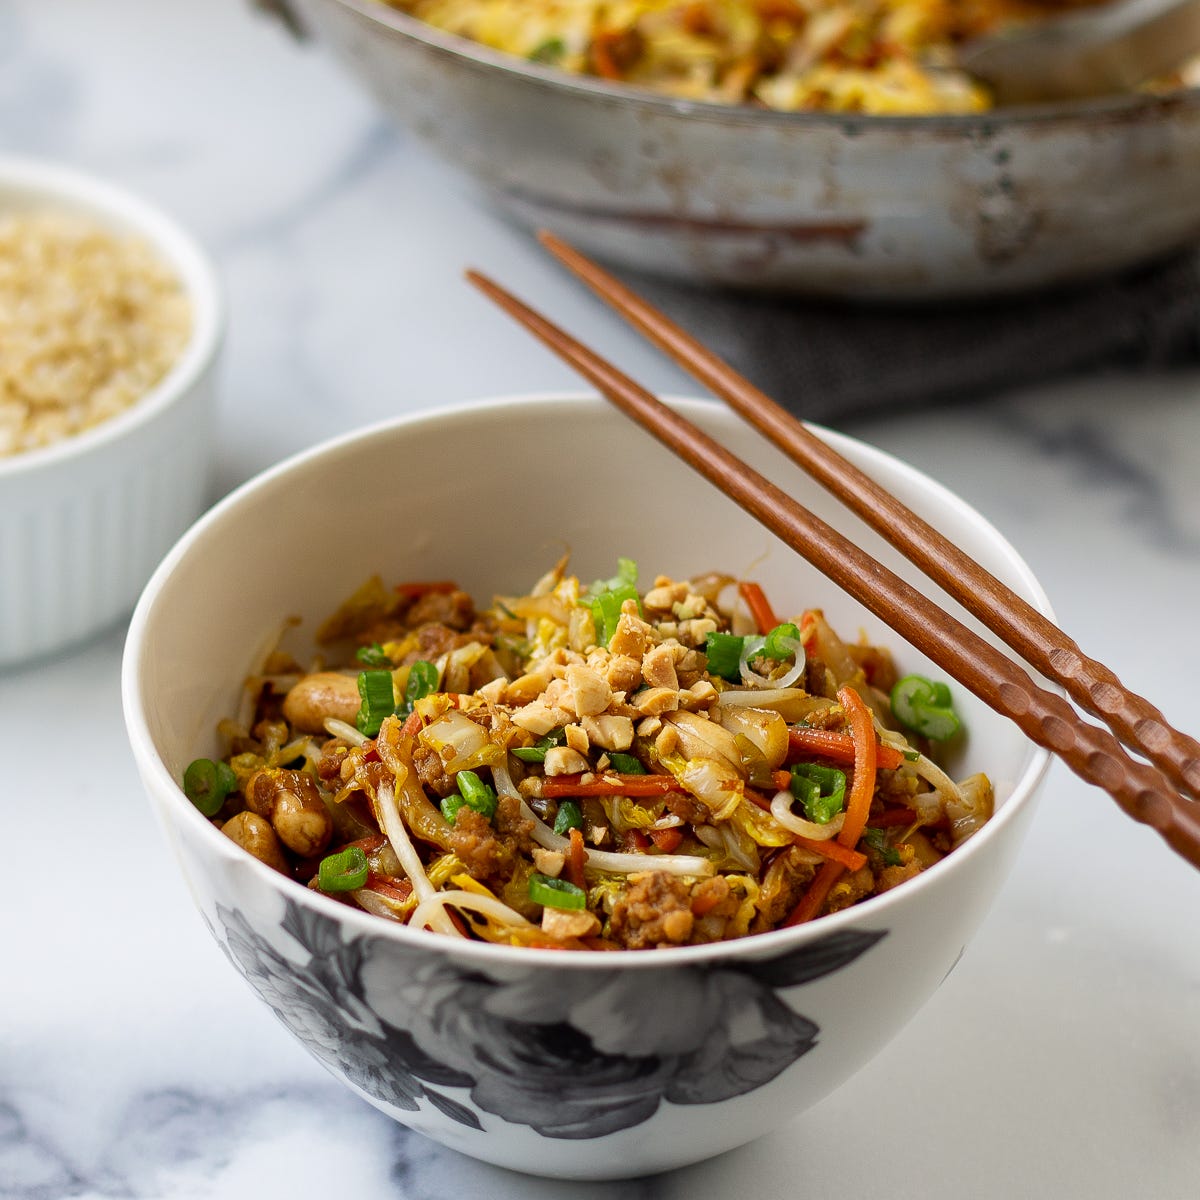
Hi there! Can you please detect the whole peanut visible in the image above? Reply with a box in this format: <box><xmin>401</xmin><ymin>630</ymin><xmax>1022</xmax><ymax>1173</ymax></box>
<box><xmin>245</xmin><ymin>768</ymin><xmax>333</xmax><ymax>858</ymax></box>
<box><xmin>281</xmin><ymin>671</ymin><xmax>363</xmax><ymax>734</ymax></box>
<box><xmin>221</xmin><ymin>810</ymin><xmax>289</xmax><ymax>873</ymax></box>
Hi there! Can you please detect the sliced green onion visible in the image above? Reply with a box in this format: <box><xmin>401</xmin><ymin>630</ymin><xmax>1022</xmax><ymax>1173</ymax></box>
<box><xmin>606</xmin><ymin>752</ymin><xmax>645</xmax><ymax>775</ymax></box>
<box><xmin>863</xmin><ymin>827</ymin><xmax>903</xmax><ymax>867</ymax></box>
<box><xmin>790</xmin><ymin>762</ymin><xmax>847</xmax><ymax>824</ymax></box>
<box><xmin>182</xmin><ymin>758</ymin><xmax>237</xmax><ymax>817</ymax></box>
<box><xmin>761</xmin><ymin>622</ymin><xmax>802</xmax><ymax>660</ymax></box>
<box><xmin>529</xmin><ymin>873</ymin><xmax>587</xmax><ymax>910</ymax></box>
<box><xmin>456</xmin><ymin>769</ymin><xmax>498</xmax><ymax>820</ymax></box>
<box><xmin>553</xmin><ymin>800</ymin><xmax>583</xmax><ymax>835</ymax></box>
<box><xmin>704</xmin><ymin>631</ymin><xmax>745</xmax><ymax>681</ymax></box>
<box><xmin>739</xmin><ymin>635</ymin><xmax>766</xmax><ymax>666</ymax></box>
<box><xmin>512</xmin><ymin>729</ymin><xmax>566</xmax><ymax>764</ymax></box>
<box><xmin>442</xmin><ymin>769</ymin><xmax>498</xmax><ymax>824</ymax></box>
<box><xmin>590</xmin><ymin>587</ymin><xmax>637</xmax><ymax>646</ymax></box>
<box><xmin>355</xmin><ymin>669</ymin><xmax>396</xmax><ymax>737</ymax></box>
<box><xmin>399</xmin><ymin>659</ymin><xmax>439</xmax><ymax>716</ymax></box>
<box><xmin>511</xmin><ymin>746</ymin><xmax>546</xmax><ymax>764</ymax></box>
<box><xmin>528</xmin><ymin>36</ymin><xmax>566</xmax><ymax>63</ymax></box>
<box><xmin>317</xmin><ymin>845</ymin><xmax>370</xmax><ymax>892</ymax></box>
<box><xmin>356</xmin><ymin>642</ymin><xmax>392</xmax><ymax>668</ymax></box>
<box><xmin>591</xmin><ymin>557</ymin><xmax>637</xmax><ymax>592</ymax></box>
<box><xmin>890</xmin><ymin>674</ymin><xmax>962</xmax><ymax>741</ymax></box>
<box><xmin>588</xmin><ymin>559</ymin><xmax>641</xmax><ymax>646</ymax></box>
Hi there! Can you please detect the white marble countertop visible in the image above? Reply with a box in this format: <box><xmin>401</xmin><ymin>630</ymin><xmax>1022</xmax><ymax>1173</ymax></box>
<box><xmin>3</xmin><ymin>2</ymin><xmax>1199</xmax><ymax>1197</ymax></box>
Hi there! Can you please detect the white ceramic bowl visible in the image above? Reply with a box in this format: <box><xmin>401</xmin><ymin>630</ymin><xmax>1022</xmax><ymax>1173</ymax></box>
<box><xmin>0</xmin><ymin>157</ymin><xmax>223</xmax><ymax>669</ymax></box>
<box><xmin>122</xmin><ymin>394</ymin><xmax>1052</xmax><ymax>1179</ymax></box>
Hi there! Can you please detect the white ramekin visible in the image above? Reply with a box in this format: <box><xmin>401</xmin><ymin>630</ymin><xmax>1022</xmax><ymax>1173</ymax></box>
<box><xmin>0</xmin><ymin>157</ymin><xmax>224</xmax><ymax>670</ymax></box>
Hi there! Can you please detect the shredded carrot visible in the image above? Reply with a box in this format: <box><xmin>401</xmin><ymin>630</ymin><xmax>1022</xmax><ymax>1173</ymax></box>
<box><xmin>785</xmin><ymin>685</ymin><xmax>879</xmax><ymax>925</ymax></box>
<box><xmin>690</xmin><ymin>886</ymin><xmax>726</xmax><ymax>916</ymax></box>
<box><xmin>590</xmin><ymin>30</ymin><xmax>624</xmax><ymax>79</ymax></box>
<box><xmin>541</xmin><ymin>773</ymin><xmax>681</xmax><ymax>799</ymax></box>
<box><xmin>345</xmin><ymin>833</ymin><xmax>388</xmax><ymax>855</ymax></box>
<box><xmin>786</xmin><ymin>727</ymin><xmax>905</xmax><ymax>771</ymax></box>
<box><xmin>398</xmin><ymin>710</ymin><xmax>423</xmax><ymax>739</ymax></box>
<box><xmin>836</xmin><ymin>684</ymin><xmax>877</xmax><ymax>851</ymax></box>
<box><xmin>648</xmin><ymin>827</ymin><xmax>684</xmax><ymax>853</ymax></box>
<box><xmin>794</xmin><ymin>837</ymin><xmax>867</xmax><ymax>872</ymax></box>
<box><xmin>784</xmin><ymin>859</ymin><xmax>843</xmax><ymax>927</ymax></box>
<box><xmin>799</xmin><ymin>609</ymin><xmax>818</xmax><ymax>648</ymax></box>
<box><xmin>622</xmin><ymin>829</ymin><xmax>650</xmax><ymax>853</ymax></box>
<box><xmin>566</xmin><ymin>827</ymin><xmax>587</xmax><ymax>890</ymax></box>
<box><xmin>771</xmin><ymin>768</ymin><xmax>793</xmax><ymax>791</ymax></box>
<box><xmin>741</xmin><ymin>786</ymin><xmax>769</xmax><ymax>812</ymax></box>
<box><xmin>364</xmin><ymin>877</ymin><xmax>414</xmax><ymax>904</ymax></box>
<box><xmin>738</xmin><ymin>580</ymin><xmax>779</xmax><ymax>634</ymax></box>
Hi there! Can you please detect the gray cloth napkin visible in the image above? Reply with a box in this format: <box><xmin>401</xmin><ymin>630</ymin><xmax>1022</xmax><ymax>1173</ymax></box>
<box><xmin>626</xmin><ymin>249</ymin><xmax>1200</xmax><ymax>423</ymax></box>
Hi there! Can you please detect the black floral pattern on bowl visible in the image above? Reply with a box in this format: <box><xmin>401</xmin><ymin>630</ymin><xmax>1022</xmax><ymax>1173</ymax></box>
<box><xmin>210</xmin><ymin>897</ymin><xmax>885</xmax><ymax>1140</ymax></box>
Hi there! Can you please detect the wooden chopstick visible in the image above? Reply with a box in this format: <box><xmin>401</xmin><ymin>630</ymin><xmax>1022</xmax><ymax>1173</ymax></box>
<box><xmin>465</xmin><ymin>266</ymin><xmax>1200</xmax><ymax>869</ymax></box>
<box><xmin>536</xmin><ymin>230</ymin><xmax>1200</xmax><ymax>807</ymax></box>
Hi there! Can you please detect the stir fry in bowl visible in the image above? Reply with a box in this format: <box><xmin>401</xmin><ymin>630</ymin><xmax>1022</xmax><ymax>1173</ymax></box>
<box><xmin>185</xmin><ymin>557</ymin><xmax>991</xmax><ymax>949</ymax></box>
<box><xmin>379</xmin><ymin>0</ymin><xmax>1113</xmax><ymax>113</ymax></box>
<box><xmin>127</xmin><ymin>397</ymin><xmax>1050</xmax><ymax>1175</ymax></box>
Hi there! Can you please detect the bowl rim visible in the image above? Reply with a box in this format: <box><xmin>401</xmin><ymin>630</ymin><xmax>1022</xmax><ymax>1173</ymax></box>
<box><xmin>0</xmin><ymin>155</ymin><xmax>224</xmax><ymax>480</ymax></box>
<box><xmin>122</xmin><ymin>391</ymin><xmax>1053</xmax><ymax>972</ymax></box>
<box><xmin>319</xmin><ymin>0</ymin><xmax>1200</xmax><ymax>128</ymax></box>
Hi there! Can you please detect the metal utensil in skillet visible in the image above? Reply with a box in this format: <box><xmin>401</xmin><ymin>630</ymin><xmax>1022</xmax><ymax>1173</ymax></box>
<box><xmin>959</xmin><ymin>0</ymin><xmax>1200</xmax><ymax>105</ymax></box>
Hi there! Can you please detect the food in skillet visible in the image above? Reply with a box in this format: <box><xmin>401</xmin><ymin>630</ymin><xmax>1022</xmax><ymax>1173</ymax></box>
<box><xmin>377</xmin><ymin>0</ymin><xmax>1112</xmax><ymax>113</ymax></box>
<box><xmin>184</xmin><ymin>558</ymin><xmax>992</xmax><ymax>949</ymax></box>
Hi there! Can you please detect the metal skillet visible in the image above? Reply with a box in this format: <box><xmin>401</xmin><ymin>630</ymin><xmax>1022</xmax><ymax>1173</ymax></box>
<box><xmin>261</xmin><ymin>0</ymin><xmax>1200</xmax><ymax>300</ymax></box>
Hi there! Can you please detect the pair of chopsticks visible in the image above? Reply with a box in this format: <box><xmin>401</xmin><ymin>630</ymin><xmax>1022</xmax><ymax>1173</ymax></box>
<box><xmin>466</xmin><ymin>233</ymin><xmax>1200</xmax><ymax>869</ymax></box>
